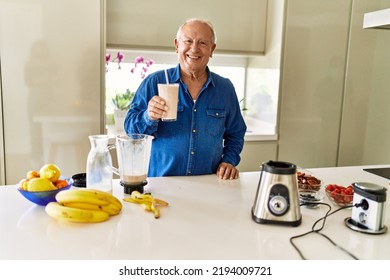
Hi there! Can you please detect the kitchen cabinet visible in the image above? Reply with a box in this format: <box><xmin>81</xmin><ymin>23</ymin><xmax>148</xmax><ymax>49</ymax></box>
<box><xmin>237</xmin><ymin>141</ymin><xmax>277</xmax><ymax>172</ymax></box>
<box><xmin>278</xmin><ymin>0</ymin><xmax>351</xmax><ymax>168</ymax></box>
<box><xmin>338</xmin><ymin>0</ymin><xmax>390</xmax><ymax>166</ymax></box>
<box><xmin>278</xmin><ymin>0</ymin><xmax>390</xmax><ymax>168</ymax></box>
<box><xmin>106</xmin><ymin>0</ymin><xmax>268</xmax><ymax>54</ymax></box>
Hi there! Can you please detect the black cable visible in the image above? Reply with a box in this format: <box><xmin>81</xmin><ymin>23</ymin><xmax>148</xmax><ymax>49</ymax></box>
<box><xmin>290</xmin><ymin>202</ymin><xmax>361</xmax><ymax>260</ymax></box>
<box><xmin>315</xmin><ymin>232</ymin><xmax>358</xmax><ymax>260</ymax></box>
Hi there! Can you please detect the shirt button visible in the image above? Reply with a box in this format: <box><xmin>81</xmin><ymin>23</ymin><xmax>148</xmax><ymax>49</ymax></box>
<box><xmin>192</xmin><ymin>129</ymin><xmax>196</xmax><ymax>133</ymax></box>
<box><xmin>216</xmin><ymin>113</ymin><xmax>219</xmax><ymax>116</ymax></box>
<box><xmin>194</xmin><ymin>109</ymin><xmax>197</xmax><ymax>112</ymax></box>
<box><xmin>191</xmin><ymin>151</ymin><xmax>195</xmax><ymax>155</ymax></box>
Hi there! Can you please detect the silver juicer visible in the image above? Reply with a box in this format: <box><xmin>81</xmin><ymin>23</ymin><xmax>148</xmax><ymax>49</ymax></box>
<box><xmin>345</xmin><ymin>182</ymin><xmax>387</xmax><ymax>234</ymax></box>
<box><xmin>252</xmin><ymin>160</ymin><xmax>302</xmax><ymax>226</ymax></box>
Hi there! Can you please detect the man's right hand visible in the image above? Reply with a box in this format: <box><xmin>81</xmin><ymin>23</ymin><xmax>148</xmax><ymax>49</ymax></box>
<box><xmin>147</xmin><ymin>96</ymin><xmax>168</xmax><ymax>120</ymax></box>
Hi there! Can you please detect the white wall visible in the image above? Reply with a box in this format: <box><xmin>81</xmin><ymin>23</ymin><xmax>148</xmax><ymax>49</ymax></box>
<box><xmin>0</xmin><ymin>0</ymin><xmax>104</xmax><ymax>184</ymax></box>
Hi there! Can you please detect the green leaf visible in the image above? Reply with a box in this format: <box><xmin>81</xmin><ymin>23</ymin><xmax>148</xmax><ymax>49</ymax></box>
<box><xmin>111</xmin><ymin>89</ymin><xmax>135</xmax><ymax>110</ymax></box>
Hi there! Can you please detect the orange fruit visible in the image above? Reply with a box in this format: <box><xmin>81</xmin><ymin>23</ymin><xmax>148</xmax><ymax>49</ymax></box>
<box><xmin>26</xmin><ymin>170</ymin><xmax>40</xmax><ymax>180</ymax></box>
<box><xmin>19</xmin><ymin>178</ymin><xmax>29</xmax><ymax>190</ymax></box>
<box><xmin>55</xmin><ymin>179</ymin><xmax>69</xmax><ymax>189</ymax></box>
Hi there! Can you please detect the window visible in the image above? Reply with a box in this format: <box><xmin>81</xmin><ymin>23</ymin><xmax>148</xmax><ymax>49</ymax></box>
<box><xmin>244</xmin><ymin>68</ymin><xmax>279</xmax><ymax>135</ymax></box>
<box><xmin>105</xmin><ymin>49</ymin><xmax>278</xmax><ymax>136</ymax></box>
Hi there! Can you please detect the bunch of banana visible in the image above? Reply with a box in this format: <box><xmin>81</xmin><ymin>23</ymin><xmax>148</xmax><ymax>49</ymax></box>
<box><xmin>45</xmin><ymin>188</ymin><xmax>122</xmax><ymax>223</ymax></box>
<box><xmin>123</xmin><ymin>191</ymin><xmax>168</xmax><ymax>219</ymax></box>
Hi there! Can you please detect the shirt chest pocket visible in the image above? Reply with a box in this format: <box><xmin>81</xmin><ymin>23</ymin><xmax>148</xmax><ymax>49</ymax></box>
<box><xmin>206</xmin><ymin>109</ymin><xmax>226</xmax><ymax>136</ymax></box>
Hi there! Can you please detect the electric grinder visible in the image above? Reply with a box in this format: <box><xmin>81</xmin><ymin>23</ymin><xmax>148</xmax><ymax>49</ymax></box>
<box><xmin>345</xmin><ymin>182</ymin><xmax>387</xmax><ymax>234</ymax></box>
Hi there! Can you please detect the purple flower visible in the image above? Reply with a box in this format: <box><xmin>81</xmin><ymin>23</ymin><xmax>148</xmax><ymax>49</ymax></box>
<box><xmin>116</xmin><ymin>52</ymin><xmax>124</xmax><ymax>63</ymax></box>
<box><xmin>106</xmin><ymin>53</ymin><xmax>153</xmax><ymax>79</ymax></box>
<box><xmin>131</xmin><ymin>56</ymin><xmax>153</xmax><ymax>79</ymax></box>
<box><xmin>134</xmin><ymin>56</ymin><xmax>144</xmax><ymax>64</ymax></box>
<box><xmin>116</xmin><ymin>52</ymin><xmax>124</xmax><ymax>69</ymax></box>
<box><xmin>145</xmin><ymin>59</ymin><xmax>154</xmax><ymax>67</ymax></box>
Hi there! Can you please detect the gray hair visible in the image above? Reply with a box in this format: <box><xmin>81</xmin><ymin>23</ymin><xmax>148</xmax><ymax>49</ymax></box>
<box><xmin>176</xmin><ymin>18</ymin><xmax>217</xmax><ymax>44</ymax></box>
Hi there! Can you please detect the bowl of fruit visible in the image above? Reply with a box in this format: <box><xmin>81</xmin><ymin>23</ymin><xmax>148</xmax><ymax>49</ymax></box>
<box><xmin>17</xmin><ymin>164</ymin><xmax>73</xmax><ymax>206</ymax></box>
<box><xmin>325</xmin><ymin>184</ymin><xmax>354</xmax><ymax>207</ymax></box>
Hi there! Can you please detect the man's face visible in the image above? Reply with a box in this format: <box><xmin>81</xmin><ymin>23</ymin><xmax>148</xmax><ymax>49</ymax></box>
<box><xmin>174</xmin><ymin>21</ymin><xmax>216</xmax><ymax>73</ymax></box>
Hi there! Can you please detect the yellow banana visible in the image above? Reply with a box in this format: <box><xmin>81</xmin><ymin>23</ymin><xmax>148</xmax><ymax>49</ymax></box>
<box><xmin>56</xmin><ymin>189</ymin><xmax>123</xmax><ymax>211</ymax></box>
<box><xmin>140</xmin><ymin>202</ymin><xmax>152</xmax><ymax>211</ymax></box>
<box><xmin>45</xmin><ymin>202</ymin><xmax>110</xmax><ymax>223</ymax></box>
<box><xmin>56</xmin><ymin>189</ymin><xmax>110</xmax><ymax>206</ymax></box>
<box><xmin>128</xmin><ymin>191</ymin><xmax>169</xmax><ymax>206</ymax></box>
<box><xmin>82</xmin><ymin>188</ymin><xmax>123</xmax><ymax>210</ymax></box>
<box><xmin>63</xmin><ymin>202</ymin><xmax>101</xmax><ymax>211</ymax></box>
<box><xmin>150</xmin><ymin>203</ymin><xmax>160</xmax><ymax>219</ymax></box>
<box><xmin>123</xmin><ymin>197</ymin><xmax>143</xmax><ymax>204</ymax></box>
<box><xmin>152</xmin><ymin>198</ymin><xmax>169</xmax><ymax>207</ymax></box>
<box><xmin>100</xmin><ymin>203</ymin><xmax>121</xmax><ymax>216</ymax></box>
<box><xmin>124</xmin><ymin>191</ymin><xmax>167</xmax><ymax>219</ymax></box>
<box><xmin>139</xmin><ymin>201</ymin><xmax>160</xmax><ymax>219</ymax></box>
<box><xmin>63</xmin><ymin>201</ymin><xmax>121</xmax><ymax>216</ymax></box>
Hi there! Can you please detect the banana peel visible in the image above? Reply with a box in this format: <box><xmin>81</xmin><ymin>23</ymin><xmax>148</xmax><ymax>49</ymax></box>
<box><xmin>123</xmin><ymin>191</ymin><xmax>168</xmax><ymax>219</ymax></box>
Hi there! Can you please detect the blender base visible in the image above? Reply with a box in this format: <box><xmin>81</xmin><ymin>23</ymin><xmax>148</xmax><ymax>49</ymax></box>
<box><xmin>344</xmin><ymin>217</ymin><xmax>387</xmax><ymax>235</ymax></box>
<box><xmin>121</xmin><ymin>180</ymin><xmax>148</xmax><ymax>194</ymax></box>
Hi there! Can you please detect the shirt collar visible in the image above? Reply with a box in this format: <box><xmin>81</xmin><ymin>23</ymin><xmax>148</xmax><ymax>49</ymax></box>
<box><xmin>173</xmin><ymin>64</ymin><xmax>215</xmax><ymax>88</ymax></box>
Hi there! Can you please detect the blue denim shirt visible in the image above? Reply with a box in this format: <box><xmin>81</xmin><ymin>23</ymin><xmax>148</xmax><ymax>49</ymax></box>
<box><xmin>124</xmin><ymin>64</ymin><xmax>247</xmax><ymax>177</ymax></box>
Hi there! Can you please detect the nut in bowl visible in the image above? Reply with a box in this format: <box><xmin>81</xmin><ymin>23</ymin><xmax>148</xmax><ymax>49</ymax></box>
<box><xmin>18</xmin><ymin>177</ymin><xmax>72</xmax><ymax>206</ymax></box>
<box><xmin>297</xmin><ymin>170</ymin><xmax>322</xmax><ymax>192</ymax></box>
<box><xmin>325</xmin><ymin>184</ymin><xmax>354</xmax><ymax>207</ymax></box>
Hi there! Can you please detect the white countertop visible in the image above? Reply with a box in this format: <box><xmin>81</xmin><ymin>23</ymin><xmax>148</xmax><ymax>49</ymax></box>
<box><xmin>1</xmin><ymin>165</ymin><xmax>389</xmax><ymax>260</ymax></box>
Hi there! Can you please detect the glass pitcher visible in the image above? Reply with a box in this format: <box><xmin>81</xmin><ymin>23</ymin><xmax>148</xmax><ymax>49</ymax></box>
<box><xmin>86</xmin><ymin>135</ymin><xmax>113</xmax><ymax>193</ymax></box>
<box><xmin>112</xmin><ymin>134</ymin><xmax>154</xmax><ymax>194</ymax></box>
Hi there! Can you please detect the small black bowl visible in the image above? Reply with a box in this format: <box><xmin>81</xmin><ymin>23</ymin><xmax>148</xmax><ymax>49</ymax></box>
<box><xmin>72</xmin><ymin>173</ymin><xmax>86</xmax><ymax>188</ymax></box>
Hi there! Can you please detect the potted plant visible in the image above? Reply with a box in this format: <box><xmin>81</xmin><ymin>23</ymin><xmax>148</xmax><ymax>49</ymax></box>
<box><xmin>112</xmin><ymin>89</ymin><xmax>135</xmax><ymax>111</ymax></box>
<box><xmin>112</xmin><ymin>89</ymin><xmax>135</xmax><ymax>132</ymax></box>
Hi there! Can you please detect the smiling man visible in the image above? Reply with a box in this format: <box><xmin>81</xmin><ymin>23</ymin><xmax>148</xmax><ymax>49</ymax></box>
<box><xmin>124</xmin><ymin>18</ymin><xmax>247</xmax><ymax>180</ymax></box>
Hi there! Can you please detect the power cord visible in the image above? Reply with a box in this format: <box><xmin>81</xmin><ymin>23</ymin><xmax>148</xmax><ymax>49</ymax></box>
<box><xmin>289</xmin><ymin>202</ymin><xmax>364</xmax><ymax>260</ymax></box>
